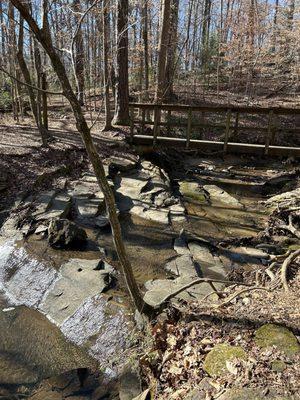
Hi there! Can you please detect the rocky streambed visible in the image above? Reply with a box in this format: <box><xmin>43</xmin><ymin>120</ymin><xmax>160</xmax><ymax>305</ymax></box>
<box><xmin>0</xmin><ymin>152</ymin><xmax>299</xmax><ymax>399</ymax></box>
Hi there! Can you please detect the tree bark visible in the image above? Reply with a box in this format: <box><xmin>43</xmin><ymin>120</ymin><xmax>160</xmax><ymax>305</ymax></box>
<box><xmin>16</xmin><ymin>16</ymin><xmax>48</xmax><ymax>145</ymax></box>
<box><xmin>102</xmin><ymin>0</ymin><xmax>112</xmax><ymax>130</ymax></box>
<box><xmin>73</xmin><ymin>0</ymin><xmax>85</xmax><ymax>106</ymax></box>
<box><xmin>113</xmin><ymin>0</ymin><xmax>129</xmax><ymax>125</ymax></box>
<box><xmin>155</xmin><ymin>0</ymin><xmax>171</xmax><ymax>103</ymax></box>
<box><xmin>11</xmin><ymin>0</ymin><xmax>151</xmax><ymax>315</ymax></box>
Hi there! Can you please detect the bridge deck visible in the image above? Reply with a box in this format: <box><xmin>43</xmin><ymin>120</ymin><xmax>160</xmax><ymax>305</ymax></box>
<box><xmin>132</xmin><ymin>135</ymin><xmax>300</xmax><ymax>157</ymax></box>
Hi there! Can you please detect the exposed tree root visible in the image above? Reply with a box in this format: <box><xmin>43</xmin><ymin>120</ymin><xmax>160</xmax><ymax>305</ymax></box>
<box><xmin>280</xmin><ymin>248</ymin><xmax>300</xmax><ymax>291</ymax></box>
<box><xmin>277</xmin><ymin>214</ymin><xmax>300</xmax><ymax>239</ymax></box>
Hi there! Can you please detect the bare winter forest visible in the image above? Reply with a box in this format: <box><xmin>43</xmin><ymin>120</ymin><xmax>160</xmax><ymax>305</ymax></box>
<box><xmin>0</xmin><ymin>1</ymin><xmax>299</xmax><ymax>400</ymax></box>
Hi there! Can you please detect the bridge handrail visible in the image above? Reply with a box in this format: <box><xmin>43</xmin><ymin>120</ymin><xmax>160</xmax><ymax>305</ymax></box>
<box><xmin>129</xmin><ymin>102</ymin><xmax>300</xmax><ymax>115</ymax></box>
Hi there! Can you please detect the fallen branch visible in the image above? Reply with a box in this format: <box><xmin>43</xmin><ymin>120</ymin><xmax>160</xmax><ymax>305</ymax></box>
<box><xmin>156</xmin><ymin>277</ymin><xmax>254</xmax><ymax>309</ymax></box>
<box><xmin>280</xmin><ymin>248</ymin><xmax>300</xmax><ymax>291</ymax></box>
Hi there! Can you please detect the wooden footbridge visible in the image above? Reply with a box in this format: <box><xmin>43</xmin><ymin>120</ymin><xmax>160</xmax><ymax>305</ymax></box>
<box><xmin>127</xmin><ymin>103</ymin><xmax>300</xmax><ymax>157</ymax></box>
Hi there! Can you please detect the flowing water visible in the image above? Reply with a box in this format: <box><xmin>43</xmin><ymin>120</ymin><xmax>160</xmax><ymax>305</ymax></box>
<box><xmin>0</xmin><ymin>154</ymin><xmax>295</xmax><ymax>397</ymax></box>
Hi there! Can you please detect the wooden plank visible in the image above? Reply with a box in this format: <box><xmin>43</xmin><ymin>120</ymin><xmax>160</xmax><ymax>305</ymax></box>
<box><xmin>132</xmin><ymin>135</ymin><xmax>300</xmax><ymax>157</ymax></box>
<box><xmin>132</xmin><ymin>119</ymin><xmax>270</xmax><ymax>132</ymax></box>
<box><xmin>223</xmin><ymin>109</ymin><xmax>232</xmax><ymax>153</ymax></box>
<box><xmin>129</xmin><ymin>102</ymin><xmax>300</xmax><ymax>116</ymax></box>
<box><xmin>186</xmin><ymin>109</ymin><xmax>192</xmax><ymax>149</ymax></box>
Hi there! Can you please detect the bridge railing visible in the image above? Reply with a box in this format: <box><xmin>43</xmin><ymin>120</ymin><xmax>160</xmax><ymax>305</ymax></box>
<box><xmin>128</xmin><ymin>102</ymin><xmax>300</xmax><ymax>155</ymax></box>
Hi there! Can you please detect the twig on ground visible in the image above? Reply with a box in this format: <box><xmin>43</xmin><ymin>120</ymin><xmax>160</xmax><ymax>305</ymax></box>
<box><xmin>216</xmin><ymin>286</ymin><xmax>269</xmax><ymax>308</ymax></box>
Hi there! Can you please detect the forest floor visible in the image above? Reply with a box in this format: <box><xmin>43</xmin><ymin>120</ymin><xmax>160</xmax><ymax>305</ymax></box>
<box><xmin>0</xmin><ymin>110</ymin><xmax>300</xmax><ymax>400</ymax></box>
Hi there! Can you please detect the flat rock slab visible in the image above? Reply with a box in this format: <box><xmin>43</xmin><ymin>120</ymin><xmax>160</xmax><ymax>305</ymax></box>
<box><xmin>165</xmin><ymin>254</ymin><xmax>198</xmax><ymax>278</ymax></box>
<box><xmin>61</xmin><ymin>294</ymin><xmax>134</xmax><ymax>364</ymax></box>
<box><xmin>109</xmin><ymin>156</ymin><xmax>138</xmax><ymax>172</ymax></box>
<box><xmin>0</xmin><ymin>242</ymin><xmax>57</xmax><ymax>308</ymax></box>
<box><xmin>174</xmin><ymin>236</ymin><xmax>190</xmax><ymax>255</ymax></box>
<box><xmin>40</xmin><ymin>259</ymin><xmax>113</xmax><ymax>325</ymax></box>
<box><xmin>34</xmin><ymin>193</ymin><xmax>71</xmax><ymax>222</ymax></box>
<box><xmin>188</xmin><ymin>242</ymin><xmax>227</xmax><ymax>279</ymax></box>
<box><xmin>203</xmin><ymin>185</ymin><xmax>244</xmax><ymax>209</ymax></box>
<box><xmin>115</xmin><ymin>176</ymin><xmax>149</xmax><ymax>212</ymax></box>
<box><xmin>144</xmin><ymin>276</ymin><xmax>222</xmax><ymax>308</ymax></box>
<box><xmin>130</xmin><ymin>205</ymin><xmax>169</xmax><ymax>225</ymax></box>
<box><xmin>179</xmin><ymin>181</ymin><xmax>207</xmax><ymax>203</ymax></box>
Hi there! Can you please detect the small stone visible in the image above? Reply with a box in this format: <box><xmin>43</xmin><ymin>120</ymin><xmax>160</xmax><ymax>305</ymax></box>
<box><xmin>255</xmin><ymin>324</ymin><xmax>300</xmax><ymax>357</ymax></box>
<box><xmin>203</xmin><ymin>344</ymin><xmax>247</xmax><ymax>377</ymax></box>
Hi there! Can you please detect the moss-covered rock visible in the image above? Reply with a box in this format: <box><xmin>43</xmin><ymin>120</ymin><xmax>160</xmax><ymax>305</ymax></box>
<box><xmin>255</xmin><ymin>324</ymin><xmax>300</xmax><ymax>357</ymax></box>
<box><xmin>271</xmin><ymin>360</ymin><xmax>286</xmax><ymax>372</ymax></box>
<box><xmin>203</xmin><ymin>344</ymin><xmax>247</xmax><ymax>377</ymax></box>
<box><xmin>179</xmin><ymin>181</ymin><xmax>207</xmax><ymax>203</ymax></box>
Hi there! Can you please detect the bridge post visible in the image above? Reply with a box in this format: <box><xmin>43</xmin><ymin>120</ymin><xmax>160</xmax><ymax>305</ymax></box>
<box><xmin>130</xmin><ymin>107</ymin><xmax>134</xmax><ymax>142</ymax></box>
<box><xmin>265</xmin><ymin>110</ymin><xmax>274</xmax><ymax>156</ymax></box>
<box><xmin>223</xmin><ymin>109</ymin><xmax>232</xmax><ymax>153</ymax></box>
<box><xmin>141</xmin><ymin>109</ymin><xmax>145</xmax><ymax>134</ymax></box>
<box><xmin>167</xmin><ymin>110</ymin><xmax>172</xmax><ymax>136</ymax></box>
<box><xmin>153</xmin><ymin>107</ymin><xmax>160</xmax><ymax>146</ymax></box>
<box><xmin>234</xmin><ymin>112</ymin><xmax>239</xmax><ymax>137</ymax></box>
<box><xmin>186</xmin><ymin>108</ymin><xmax>192</xmax><ymax>148</ymax></box>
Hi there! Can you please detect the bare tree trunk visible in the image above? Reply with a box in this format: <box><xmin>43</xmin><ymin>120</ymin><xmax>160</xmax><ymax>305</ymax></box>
<box><xmin>73</xmin><ymin>0</ymin><xmax>85</xmax><ymax>106</ymax></box>
<box><xmin>113</xmin><ymin>0</ymin><xmax>129</xmax><ymax>125</ymax></box>
<box><xmin>155</xmin><ymin>0</ymin><xmax>171</xmax><ymax>103</ymax></box>
<box><xmin>11</xmin><ymin>0</ymin><xmax>151</xmax><ymax>315</ymax></box>
<box><xmin>102</xmin><ymin>0</ymin><xmax>112</xmax><ymax>130</ymax></box>
<box><xmin>165</xmin><ymin>0</ymin><xmax>179</xmax><ymax>101</ymax></box>
<box><xmin>16</xmin><ymin>16</ymin><xmax>48</xmax><ymax>145</ymax></box>
<box><xmin>142</xmin><ymin>0</ymin><xmax>149</xmax><ymax>101</ymax></box>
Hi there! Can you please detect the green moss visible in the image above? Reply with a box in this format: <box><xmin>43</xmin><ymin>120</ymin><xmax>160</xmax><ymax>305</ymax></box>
<box><xmin>179</xmin><ymin>181</ymin><xmax>207</xmax><ymax>203</ymax></box>
<box><xmin>255</xmin><ymin>324</ymin><xmax>300</xmax><ymax>357</ymax></box>
<box><xmin>271</xmin><ymin>360</ymin><xmax>286</xmax><ymax>372</ymax></box>
<box><xmin>288</xmin><ymin>244</ymin><xmax>300</xmax><ymax>251</ymax></box>
<box><xmin>203</xmin><ymin>344</ymin><xmax>247</xmax><ymax>377</ymax></box>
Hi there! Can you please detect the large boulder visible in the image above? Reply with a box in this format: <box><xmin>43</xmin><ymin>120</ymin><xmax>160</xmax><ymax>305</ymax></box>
<box><xmin>48</xmin><ymin>219</ymin><xmax>87</xmax><ymax>249</ymax></box>
<box><xmin>254</xmin><ymin>324</ymin><xmax>300</xmax><ymax>357</ymax></box>
<box><xmin>203</xmin><ymin>344</ymin><xmax>247</xmax><ymax>377</ymax></box>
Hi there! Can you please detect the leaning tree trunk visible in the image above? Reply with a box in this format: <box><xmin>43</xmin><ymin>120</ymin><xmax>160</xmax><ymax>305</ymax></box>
<box><xmin>11</xmin><ymin>0</ymin><xmax>151</xmax><ymax>315</ymax></box>
<box><xmin>113</xmin><ymin>0</ymin><xmax>130</xmax><ymax>125</ymax></box>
